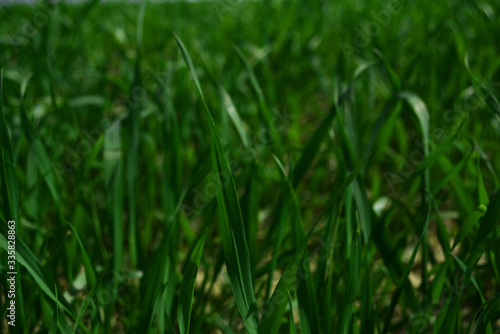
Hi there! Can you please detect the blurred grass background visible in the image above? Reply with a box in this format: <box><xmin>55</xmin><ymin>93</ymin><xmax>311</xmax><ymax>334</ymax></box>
<box><xmin>1</xmin><ymin>0</ymin><xmax>500</xmax><ymax>333</ymax></box>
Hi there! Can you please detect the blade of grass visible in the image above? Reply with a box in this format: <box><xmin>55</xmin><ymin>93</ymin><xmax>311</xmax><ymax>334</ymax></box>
<box><xmin>148</xmin><ymin>283</ymin><xmax>170</xmax><ymax>333</ymax></box>
<box><xmin>174</xmin><ymin>32</ymin><xmax>259</xmax><ymax>333</ymax></box>
<box><xmin>396</xmin><ymin>91</ymin><xmax>431</xmax><ymax>301</ymax></box>
<box><xmin>178</xmin><ymin>229</ymin><xmax>208</xmax><ymax>334</ymax></box>
<box><xmin>287</xmin><ymin>290</ymin><xmax>297</xmax><ymax>334</ymax></box>
<box><xmin>219</xmin><ymin>85</ymin><xmax>251</xmax><ymax>148</ymax></box>
<box><xmin>103</xmin><ymin>120</ymin><xmax>124</xmax><ymax>332</ymax></box>
<box><xmin>233</xmin><ymin>45</ymin><xmax>282</xmax><ymax>155</ymax></box>
<box><xmin>126</xmin><ymin>0</ymin><xmax>148</xmax><ymax>268</ymax></box>
<box><xmin>49</xmin><ymin>287</ymin><xmax>59</xmax><ymax>334</ymax></box>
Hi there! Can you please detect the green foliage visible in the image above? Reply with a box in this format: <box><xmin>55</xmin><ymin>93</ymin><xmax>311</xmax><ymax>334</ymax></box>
<box><xmin>0</xmin><ymin>0</ymin><xmax>500</xmax><ymax>333</ymax></box>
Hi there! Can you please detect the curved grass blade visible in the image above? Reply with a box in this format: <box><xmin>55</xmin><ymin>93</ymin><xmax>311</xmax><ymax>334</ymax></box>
<box><xmin>396</xmin><ymin>91</ymin><xmax>431</xmax><ymax>299</ymax></box>
<box><xmin>178</xmin><ymin>230</ymin><xmax>208</xmax><ymax>334</ymax></box>
<box><xmin>220</xmin><ymin>85</ymin><xmax>251</xmax><ymax>148</ymax></box>
<box><xmin>174</xmin><ymin>32</ymin><xmax>259</xmax><ymax>333</ymax></box>
<box><xmin>465</xmin><ymin>52</ymin><xmax>500</xmax><ymax>119</ymax></box>
<box><xmin>449</xmin><ymin>253</ymin><xmax>484</xmax><ymax>302</ymax></box>
<box><xmin>395</xmin><ymin>92</ymin><xmax>429</xmax><ymax>159</ymax></box>
<box><xmin>469</xmin><ymin>294</ymin><xmax>500</xmax><ymax>334</ymax></box>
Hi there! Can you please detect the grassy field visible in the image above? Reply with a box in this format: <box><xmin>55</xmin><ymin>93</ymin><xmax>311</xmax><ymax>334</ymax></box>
<box><xmin>1</xmin><ymin>0</ymin><xmax>500</xmax><ymax>333</ymax></box>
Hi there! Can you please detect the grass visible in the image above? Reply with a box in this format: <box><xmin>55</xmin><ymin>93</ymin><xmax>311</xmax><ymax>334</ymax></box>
<box><xmin>1</xmin><ymin>0</ymin><xmax>500</xmax><ymax>333</ymax></box>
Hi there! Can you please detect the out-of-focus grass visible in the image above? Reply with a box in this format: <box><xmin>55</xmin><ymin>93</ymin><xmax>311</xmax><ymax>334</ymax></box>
<box><xmin>1</xmin><ymin>0</ymin><xmax>500</xmax><ymax>333</ymax></box>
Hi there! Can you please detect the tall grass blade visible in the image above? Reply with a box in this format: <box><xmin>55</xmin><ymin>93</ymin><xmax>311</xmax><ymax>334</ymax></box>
<box><xmin>103</xmin><ymin>120</ymin><xmax>124</xmax><ymax>331</ymax></box>
<box><xmin>126</xmin><ymin>0</ymin><xmax>148</xmax><ymax>268</ymax></box>
<box><xmin>174</xmin><ymin>32</ymin><xmax>259</xmax><ymax>333</ymax></box>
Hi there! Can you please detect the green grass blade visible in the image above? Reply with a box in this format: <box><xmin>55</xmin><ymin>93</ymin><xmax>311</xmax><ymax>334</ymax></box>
<box><xmin>464</xmin><ymin>52</ymin><xmax>500</xmax><ymax>119</ymax></box>
<box><xmin>178</xmin><ymin>229</ymin><xmax>208</xmax><ymax>334</ymax></box>
<box><xmin>220</xmin><ymin>85</ymin><xmax>251</xmax><ymax>148</ymax></box>
<box><xmin>174</xmin><ymin>32</ymin><xmax>259</xmax><ymax>333</ymax></box>
<box><xmin>287</xmin><ymin>290</ymin><xmax>297</xmax><ymax>334</ymax></box>
<box><xmin>396</xmin><ymin>90</ymin><xmax>431</xmax><ymax>300</ymax></box>
<box><xmin>49</xmin><ymin>287</ymin><xmax>59</xmax><ymax>334</ymax></box>
<box><xmin>449</xmin><ymin>253</ymin><xmax>484</xmax><ymax>302</ymax></box>
<box><xmin>469</xmin><ymin>294</ymin><xmax>500</xmax><ymax>334</ymax></box>
<box><xmin>103</xmin><ymin>120</ymin><xmax>124</xmax><ymax>330</ymax></box>
<box><xmin>148</xmin><ymin>283</ymin><xmax>170</xmax><ymax>333</ymax></box>
<box><xmin>395</xmin><ymin>91</ymin><xmax>430</xmax><ymax>161</ymax></box>
<box><xmin>430</xmin><ymin>258</ymin><xmax>450</xmax><ymax>304</ymax></box>
<box><xmin>233</xmin><ymin>45</ymin><xmax>282</xmax><ymax>155</ymax></box>
<box><xmin>477</xmin><ymin>159</ymin><xmax>490</xmax><ymax>205</ymax></box>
